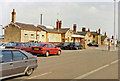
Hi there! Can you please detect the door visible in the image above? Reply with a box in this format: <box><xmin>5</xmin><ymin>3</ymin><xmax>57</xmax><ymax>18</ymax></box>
<box><xmin>12</xmin><ymin>50</ymin><xmax>29</xmax><ymax>74</ymax></box>
<box><xmin>48</xmin><ymin>44</ymin><xmax>54</xmax><ymax>54</ymax></box>
<box><xmin>51</xmin><ymin>44</ymin><xmax>58</xmax><ymax>54</ymax></box>
<box><xmin>1</xmin><ymin>50</ymin><xmax>14</xmax><ymax>77</ymax></box>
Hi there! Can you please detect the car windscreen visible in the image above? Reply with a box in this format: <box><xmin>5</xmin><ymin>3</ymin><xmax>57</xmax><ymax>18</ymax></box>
<box><xmin>35</xmin><ymin>44</ymin><xmax>46</xmax><ymax>47</ymax></box>
<box><xmin>6</xmin><ymin>43</ymin><xmax>20</xmax><ymax>46</ymax></box>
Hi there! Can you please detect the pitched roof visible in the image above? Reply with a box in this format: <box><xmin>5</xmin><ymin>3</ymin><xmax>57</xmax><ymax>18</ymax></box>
<box><xmin>11</xmin><ymin>22</ymin><xmax>41</xmax><ymax>31</ymax></box>
<box><xmin>101</xmin><ymin>35</ymin><xmax>107</xmax><ymax>41</ymax></box>
<box><xmin>37</xmin><ymin>25</ymin><xmax>70</xmax><ymax>33</ymax></box>
<box><xmin>91</xmin><ymin>32</ymin><xmax>100</xmax><ymax>35</ymax></box>
<box><xmin>76</xmin><ymin>32</ymin><xmax>87</xmax><ymax>36</ymax></box>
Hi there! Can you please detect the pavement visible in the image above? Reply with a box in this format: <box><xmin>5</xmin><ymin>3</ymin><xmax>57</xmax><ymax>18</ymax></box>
<box><xmin>4</xmin><ymin>47</ymin><xmax>119</xmax><ymax>81</ymax></box>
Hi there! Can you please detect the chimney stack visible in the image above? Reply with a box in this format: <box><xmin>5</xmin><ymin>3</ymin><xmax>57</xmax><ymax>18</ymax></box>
<box><xmin>73</xmin><ymin>24</ymin><xmax>77</xmax><ymax>32</ymax></box>
<box><xmin>88</xmin><ymin>28</ymin><xmax>90</xmax><ymax>32</ymax></box>
<box><xmin>104</xmin><ymin>32</ymin><xmax>107</xmax><ymax>36</ymax></box>
<box><xmin>98</xmin><ymin>28</ymin><xmax>101</xmax><ymax>34</ymax></box>
<box><xmin>82</xmin><ymin>27</ymin><xmax>86</xmax><ymax>32</ymax></box>
<box><xmin>59</xmin><ymin>20</ymin><xmax>62</xmax><ymax>29</ymax></box>
<box><xmin>112</xmin><ymin>36</ymin><xmax>114</xmax><ymax>39</ymax></box>
<box><xmin>56</xmin><ymin>19</ymin><xmax>59</xmax><ymax>31</ymax></box>
<box><xmin>11</xmin><ymin>9</ymin><xmax>16</xmax><ymax>23</ymax></box>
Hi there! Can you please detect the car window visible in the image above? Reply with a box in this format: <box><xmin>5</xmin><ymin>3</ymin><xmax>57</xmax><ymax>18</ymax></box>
<box><xmin>35</xmin><ymin>44</ymin><xmax>46</xmax><ymax>47</ymax></box>
<box><xmin>51</xmin><ymin>44</ymin><xmax>56</xmax><ymax>48</ymax></box>
<box><xmin>12</xmin><ymin>51</ymin><xmax>23</xmax><ymax>61</ymax></box>
<box><xmin>45</xmin><ymin>45</ymin><xmax>49</xmax><ymax>48</ymax></box>
<box><xmin>21</xmin><ymin>43</ymin><xmax>26</xmax><ymax>47</ymax></box>
<box><xmin>48</xmin><ymin>44</ymin><xmax>52</xmax><ymax>48</ymax></box>
<box><xmin>6</xmin><ymin>42</ymin><xmax>20</xmax><ymax>46</ymax></box>
<box><xmin>1</xmin><ymin>50</ymin><xmax>13</xmax><ymax>63</ymax></box>
<box><xmin>25</xmin><ymin>43</ymin><xmax>29</xmax><ymax>47</ymax></box>
<box><xmin>22</xmin><ymin>53</ymin><xmax>28</xmax><ymax>60</ymax></box>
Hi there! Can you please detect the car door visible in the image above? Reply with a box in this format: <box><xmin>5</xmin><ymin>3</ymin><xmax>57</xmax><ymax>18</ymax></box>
<box><xmin>51</xmin><ymin>44</ymin><xmax>58</xmax><ymax>54</ymax></box>
<box><xmin>1</xmin><ymin>50</ymin><xmax>14</xmax><ymax>77</ymax></box>
<box><xmin>48</xmin><ymin>44</ymin><xmax>54</xmax><ymax>54</ymax></box>
<box><xmin>12</xmin><ymin>50</ymin><xmax>29</xmax><ymax>74</ymax></box>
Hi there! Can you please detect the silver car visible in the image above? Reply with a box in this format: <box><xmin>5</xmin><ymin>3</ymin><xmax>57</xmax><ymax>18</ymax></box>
<box><xmin>0</xmin><ymin>49</ymin><xmax>38</xmax><ymax>79</ymax></box>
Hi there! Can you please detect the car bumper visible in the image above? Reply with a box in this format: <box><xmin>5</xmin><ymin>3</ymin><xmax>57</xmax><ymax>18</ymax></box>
<box><xmin>30</xmin><ymin>51</ymin><xmax>46</xmax><ymax>54</ymax></box>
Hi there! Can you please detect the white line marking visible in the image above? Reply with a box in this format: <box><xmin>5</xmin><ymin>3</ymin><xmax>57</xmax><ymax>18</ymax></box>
<box><xmin>73</xmin><ymin>59</ymin><xmax>119</xmax><ymax>79</ymax></box>
<box><xmin>110</xmin><ymin>60</ymin><xmax>119</xmax><ymax>64</ymax></box>
<box><xmin>20</xmin><ymin>72</ymin><xmax>52</xmax><ymax>81</ymax></box>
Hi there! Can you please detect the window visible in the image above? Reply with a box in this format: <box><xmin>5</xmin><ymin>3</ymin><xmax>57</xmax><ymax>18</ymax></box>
<box><xmin>48</xmin><ymin>44</ymin><xmax>52</xmax><ymax>48</ymax></box>
<box><xmin>51</xmin><ymin>44</ymin><xmax>56</xmax><ymax>48</ymax></box>
<box><xmin>21</xmin><ymin>43</ymin><xmax>26</xmax><ymax>47</ymax></box>
<box><xmin>1</xmin><ymin>50</ymin><xmax>13</xmax><ymax>63</ymax></box>
<box><xmin>45</xmin><ymin>45</ymin><xmax>49</xmax><ymax>48</ymax></box>
<box><xmin>31</xmin><ymin>34</ymin><xmax>34</xmax><ymax>37</ymax></box>
<box><xmin>13</xmin><ymin>51</ymin><xmax>23</xmax><ymax>61</ymax></box>
<box><xmin>37</xmin><ymin>34</ymin><xmax>39</xmax><ymax>37</ymax></box>
<box><xmin>22</xmin><ymin>53</ymin><xmax>28</xmax><ymax>60</ymax></box>
<box><xmin>35</xmin><ymin>44</ymin><xmax>46</xmax><ymax>47</ymax></box>
<box><xmin>93</xmin><ymin>35</ymin><xmax>95</xmax><ymax>38</ymax></box>
<box><xmin>42</xmin><ymin>35</ymin><xmax>44</xmax><ymax>37</ymax></box>
<box><xmin>25</xmin><ymin>34</ymin><xmax>28</xmax><ymax>37</ymax></box>
<box><xmin>25</xmin><ymin>43</ymin><xmax>29</xmax><ymax>47</ymax></box>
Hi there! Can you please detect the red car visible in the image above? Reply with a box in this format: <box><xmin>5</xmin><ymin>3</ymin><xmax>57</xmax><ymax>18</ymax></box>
<box><xmin>5</xmin><ymin>42</ymin><xmax>31</xmax><ymax>52</ymax></box>
<box><xmin>30</xmin><ymin>43</ymin><xmax>61</xmax><ymax>57</ymax></box>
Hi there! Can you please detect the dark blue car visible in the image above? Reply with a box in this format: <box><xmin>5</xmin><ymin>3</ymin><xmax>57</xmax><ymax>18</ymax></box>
<box><xmin>67</xmin><ymin>42</ymin><xmax>83</xmax><ymax>50</ymax></box>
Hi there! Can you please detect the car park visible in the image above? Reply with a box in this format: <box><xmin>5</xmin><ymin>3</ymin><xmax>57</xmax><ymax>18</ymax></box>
<box><xmin>67</xmin><ymin>42</ymin><xmax>82</xmax><ymax>50</ymax></box>
<box><xmin>58</xmin><ymin>42</ymin><xmax>68</xmax><ymax>50</ymax></box>
<box><xmin>0</xmin><ymin>49</ymin><xmax>38</xmax><ymax>79</ymax></box>
<box><xmin>87</xmin><ymin>43</ymin><xmax>99</xmax><ymax>47</ymax></box>
<box><xmin>30</xmin><ymin>43</ymin><xmax>61</xmax><ymax>57</ymax></box>
<box><xmin>5</xmin><ymin>42</ymin><xmax>32</xmax><ymax>52</ymax></box>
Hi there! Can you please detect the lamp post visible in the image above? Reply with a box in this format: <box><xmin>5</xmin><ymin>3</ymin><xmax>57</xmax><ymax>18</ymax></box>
<box><xmin>114</xmin><ymin>0</ymin><xmax>116</xmax><ymax>49</ymax></box>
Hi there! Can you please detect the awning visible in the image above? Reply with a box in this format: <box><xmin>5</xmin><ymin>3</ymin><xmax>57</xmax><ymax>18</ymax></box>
<box><xmin>71</xmin><ymin>34</ymin><xmax>84</xmax><ymax>38</ymax></box>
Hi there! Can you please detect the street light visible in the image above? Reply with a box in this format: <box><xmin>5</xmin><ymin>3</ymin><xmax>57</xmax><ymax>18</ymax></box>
<box><xmin>113</xmin><ymin>0</ymin><xmax>116</xmax><ymax>49</ymax></box>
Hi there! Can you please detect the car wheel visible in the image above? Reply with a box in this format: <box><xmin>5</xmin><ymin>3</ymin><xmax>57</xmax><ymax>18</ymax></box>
<box><xmin>45</xmin><ymin>51</ymin><xmax>49</xmax><ymax>57</ymax></box>
<box><xmin>25</xmin><ymin>68</ymin><xmax>33</xmax><ymax>76</ymax></box>
<box><xmin>57</xmin><ymin>50</ymin><xmax>61</xmax><ymax>56</ymax></box>
<box><xmin>76</xmin><ymin>47</ymin><xmax>78</xmax><ymax>50</ymax></box>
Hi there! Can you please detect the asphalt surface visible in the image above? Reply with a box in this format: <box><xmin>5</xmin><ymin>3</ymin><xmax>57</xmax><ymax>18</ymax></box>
<box><xmin>4</xmin><ymin>47</ymin><xmax>118</xmax><ymax>81</ymax></box>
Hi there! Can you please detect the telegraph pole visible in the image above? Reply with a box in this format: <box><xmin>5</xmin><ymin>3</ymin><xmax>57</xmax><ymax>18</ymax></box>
<box><xmin>114</xmin><ymin>0</ymin><xmax>116</xmax><ymax>49</ymax></box>
<box><xmin>40</xmin><ymin>14</ymin><xmax>43</xmax><ymax>25</ymax></box>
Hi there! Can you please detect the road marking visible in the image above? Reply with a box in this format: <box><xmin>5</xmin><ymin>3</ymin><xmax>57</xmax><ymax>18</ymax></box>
<box><xmin>72</xmin><ymin>59</ymin><xmax>119</xmax><ymax>80</ymax></box>
<box><xmin>20</xmin><ymin>72</ymin><xmax>52</xmax><ymax>81</ymax></box>
<box><xmin>110</xmin><ymin>59</ymin><xmax>119</xmax><ymax>64</ymax></box>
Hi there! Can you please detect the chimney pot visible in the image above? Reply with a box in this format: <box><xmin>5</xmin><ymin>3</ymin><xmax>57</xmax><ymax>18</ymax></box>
<box><xmin>56</xmin><ymin>19</ymin><xmax>59</xmax><ymax>32</ymax></box>
<box><xmin>98</xmin><ymin>28</ymin><xmax>101</xmax><ymax>34</ymax></box>
<box><xmin>11</xmin><ymin>9</ymin><xmax>16</xmax><ymax>23</ymax></box>
<box><xmin>82</xmin><ymin>27</ymin><xmax>86</xmax><ymax>32</ymax></box>
<box><xmin>73</xmin><ymin>24</ymin><xmax>77</xmax><ymax>32</ymax></box>
<box><xmin>59</xmin><ymin>20</ymin><xmax>62</xmax><ymax>29</ymax></box>
<box><xmin>104</xmin><ymin>32</ymin><xmax>107</xmax><ymax>36</ymax></box>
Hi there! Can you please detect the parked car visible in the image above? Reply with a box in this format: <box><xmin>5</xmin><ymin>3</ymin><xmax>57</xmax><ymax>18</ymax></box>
<box><xmin>58</xmin><ymin>42</ymin><xmax>68</xmax><ymax>50</ymax></box>
<box><xmin>52</xmin><ymin>43</ymin><xmax>59</xmax><ymax>47</ymax></box>
<box><xmin>0</xmin><ymin>49</ymin><xmax>38</xmax><ymax>79</ymax></box>
<box><xmin>67</xmin><ymin>42</ymin><xmax>82</xmax><ymax>50</ymax></box>
<box><xmin>87</xmin><ymin>43</ymin><xmax>99</xmax><ymax>47</ymax></box>
<box><xmin>30</xmin><ymin>43</ymin><xmax>61</xmax><ymax>57</ymax></box>
<box><xmin>5</xmin><ymin>42</ymin><xmax>31</xmax><ymax>52</ymax></box>
<box><xmin>0</xmin><ymin>43</ymin><xmax>7</xmax><ymax>49</ymax></box>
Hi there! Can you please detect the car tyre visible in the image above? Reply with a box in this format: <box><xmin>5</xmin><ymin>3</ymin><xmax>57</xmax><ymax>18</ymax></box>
<box><xmin>25</xmin><ymin>68</ymin><xmax>33</xmax><ymax>76</ymax></box>
<box><xmin>57</xmin><ymin>50</ymin><xmax>61</xmax><ymax>56</ymax></box>
<box><xmin>45</xmin><ymin>51</ymin><xmax>49</xmax><ymax>57</ymax></box>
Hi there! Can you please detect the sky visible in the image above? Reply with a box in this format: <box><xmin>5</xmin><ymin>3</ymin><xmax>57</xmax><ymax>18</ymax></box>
<box><xmin>0</xmin><ymin>0</ymin><xmax>119</xmax><ymax>40</ymax></box>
